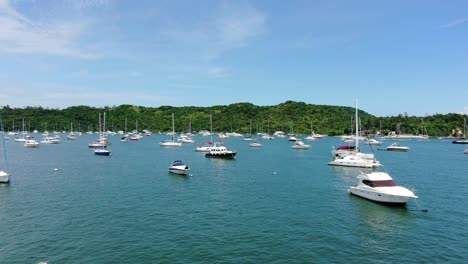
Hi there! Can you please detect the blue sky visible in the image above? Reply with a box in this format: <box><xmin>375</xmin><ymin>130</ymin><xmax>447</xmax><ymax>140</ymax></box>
<box><xmin>0</xmin><ymin>0</ymin><xmax>467</xmax><ymax>116</ymax></box>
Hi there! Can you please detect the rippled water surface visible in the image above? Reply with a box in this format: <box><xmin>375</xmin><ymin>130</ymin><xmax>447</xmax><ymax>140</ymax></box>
<box><xmin>1</xmin><ymin>135</ymin><xmax>467</xmax><ymax>263</ymax></box>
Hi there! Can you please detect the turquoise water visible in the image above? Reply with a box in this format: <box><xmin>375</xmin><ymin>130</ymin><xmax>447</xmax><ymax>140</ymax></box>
<box><xmin>1</xmin><ymin>135</ymin><xmax>467</xmax><ymax>263</ymax></box>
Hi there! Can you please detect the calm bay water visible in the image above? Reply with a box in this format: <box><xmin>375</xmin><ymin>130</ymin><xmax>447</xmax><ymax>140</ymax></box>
<box><xmin>1</xmin><ymin>135</ymin><xmax>467</xmax><ymax>263</ymax></box>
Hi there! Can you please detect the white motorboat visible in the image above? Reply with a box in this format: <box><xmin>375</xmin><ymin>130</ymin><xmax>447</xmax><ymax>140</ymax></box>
<box><xmin>385</xmin><ymin>143</ymin><xmax>410</xmax><ymax>152</ymax></box>
<box><xmin>195</xmin><ymin>142</ymin><xmax>213</xmax><ymax>152</ymax></box>
<box><xmin>367</xmin><ymin>138</ymin><xmax>382</xmax><ymax>145</ymax></box>
<box><xmin>205</xmin><ymin>142</ymin><xmax>236</xmax><ymax>159</ymax></box>
<box><xmin>0</xmin><ymin>170</ymin><xmax>10</xmax><ymax>183</ymax></box>
<box><xmin>94</xmin><ymin>146</ymin><xmax>111</xmax><ymax>156</ymax></box>
<box><xmin>291</xmin><ymin>140</ymin><xmax>311</xmax><ymax>149</ymax></box>
<box><xmin>249</xmin><ymin>141</ymin><xmax>263</xmax><ymax>147</ymax></box>
<box><xmin>40</xmin><ymin>136</ymin><xmax>60</xmax><ymax>144</ymax></box>
<box><xmin>178</xmin><ymin>134</ymin><xmax>194</xmax><ymax>143</ymax></box>
<box><xmin>168</xmin><ymin>160</ymin><xmax>190</xmax><ymax>175</ymax></box>
<box><xmin>120</xmin><ymin>135</ymin><xmax>129</xmax><ymax>142</ymax></box>
<box><xmin>24</xmin><ymin>139</ymin><xmax>40</xmax><ymax>148</ymax></box>
<box><xmin>160</xmin><ymin>113</ymin><xmax>182</xmax><ymax>147</ymax></box>
<box><xmin>348</xmin><ymin>172</ymin><xmax>418</xmax><ymax>205</ymax></box>
<box><xmin>288</xmin><ymin>136</ymin><xmax>298</xmax><ymax>141</ymax></box>
<box><xmin>464</xmin><ymin>148</ymin><xmax>468</xmax><ymax>154</ymax></box>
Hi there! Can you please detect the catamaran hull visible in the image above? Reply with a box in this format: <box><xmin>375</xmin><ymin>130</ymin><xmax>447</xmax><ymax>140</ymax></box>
<box><xmin>328</xmin><ymin>160</ymin><xmax>379</xmax><ymax>168</ymax></box>
<box><xmin>349</xmin><ymin>187</ymin><xmax>412</xmax><ymax>204</ymax></box>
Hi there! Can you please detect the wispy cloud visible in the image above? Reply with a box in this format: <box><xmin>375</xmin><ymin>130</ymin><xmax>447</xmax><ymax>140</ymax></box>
<box><xmin>440</xmin><ymin>18</ymin><xmax>468</xmax><ymax>29</ymax></box>
<box><xmin>0</xmin><ymin>82</ymin><xmax>175</xmax><ymax>108</ymax></box>
<box><xmin>0</xmin><ymin>0</ymin><xmax>95</xmax><ymax>58</ymax></box>
<box><xmin>157</xmin><ymin>2</ymin><xmax>266</xmax><ymax>62</ymax></box>
<box><xmin>208</xmin><ymin>67</ymin><xmax>228</xmax><ymax>78</ymax></box>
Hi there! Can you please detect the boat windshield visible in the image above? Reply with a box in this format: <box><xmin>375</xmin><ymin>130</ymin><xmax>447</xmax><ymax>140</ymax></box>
<box><xmin>363</xmin><ymin>180</ymin><xmax>396</xmax><ymax>187</ymax></box>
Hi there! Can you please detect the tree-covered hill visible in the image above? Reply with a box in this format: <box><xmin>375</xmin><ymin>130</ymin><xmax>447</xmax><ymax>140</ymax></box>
<box><xmin>0</xmin><ymin>101</ymin><xmax>466</xmax><ymax>137</ymax></box>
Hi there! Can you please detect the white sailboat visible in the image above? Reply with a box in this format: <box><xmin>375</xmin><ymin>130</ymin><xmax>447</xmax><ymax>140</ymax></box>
<box><xmin>160</xmin><ymin>113</ymin><xmax>182</xmax><ymax>147</ymax></box>
<box><xmin>328</xmin><ymin>99</ymin><xmax>381</xmax><ymax>168</ymax></box>
<box><xmin>0</xmin><ymin>114</ymin><xmax>11</xmax><ymax>183</ymax></box>
<box><xmin>196</xmin><ymin>114</ymin><xmax>214</xmax><ymax>152</ymax></box>
<box><xmin>67</xmin><ymin>122</ymin><xmax>77</xmax><ymax>140</ymax></box>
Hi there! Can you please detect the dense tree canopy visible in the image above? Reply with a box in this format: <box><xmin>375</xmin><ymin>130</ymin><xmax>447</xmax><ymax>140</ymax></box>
<box><xmin>0</xmin><ymin>101</ymin><xmax>466</xmax><ymax>137</ymax></box>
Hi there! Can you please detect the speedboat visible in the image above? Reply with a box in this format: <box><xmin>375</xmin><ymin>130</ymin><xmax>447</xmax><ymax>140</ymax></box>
<box><xmin>291</xmin><ymin>140</ymin><xmax>311</xmax><ymax>149</ymax></box>
<box><xmin>348</xmin><ymin>172</ymin><xmax>418</xmax><ymax>205</ymax></box>
<box><xmin>288</xmin><ymin>136</ymin><xmax>298</xmax><ymax>141</ymax></box>
<box><xmin>385</xmin><ymin>143</ymin><xmax>410</xmax><ymax>152</ymax></box>
<box><xmin>452</xmin><ymin>138</ymin><xmax>468</xmax><ymax>144</ymax></box>
<box><xmin>120</xmin><ymin>135</ymin><xmax>129</xmax><ymax>142</ymax></box>
<box><xmin>0</xmin><ymin>170</ymin><xmax>10</xmax><ymax>183</ymax></box>
<box><xmin>168</xmin><ymin>160</ymin><xmax>190</xmax><ymax>175</ymax></box>
<box><xmin>205</xmin><ymin>142</ymin><xmax>236</xmax><ymax>159</ymax></box>
<box><xmin>24</xmin><ymin>139</ymin><xmax>40</xmax><ymax>148</ymax></box>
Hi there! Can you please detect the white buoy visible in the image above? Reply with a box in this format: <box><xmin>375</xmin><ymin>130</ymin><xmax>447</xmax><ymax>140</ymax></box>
<box><xmin>273</xmin><ymin>172</ymin><xmax>277</xmax><ymax>175</ymax></box>
<box><xmin>53</xmin><ymin>168</ymin><xmax>59</xmax><ymax>171</ymax></box>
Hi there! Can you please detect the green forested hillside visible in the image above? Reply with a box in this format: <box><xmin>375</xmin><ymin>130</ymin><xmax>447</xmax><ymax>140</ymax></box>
<box><xmin>0</xmin><ymin>101</ymin><xmax>466</xmax><ymax>137</ymax></box>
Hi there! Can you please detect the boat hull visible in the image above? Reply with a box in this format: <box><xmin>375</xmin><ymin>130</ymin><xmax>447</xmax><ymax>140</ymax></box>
<box><xmin>168</xmin><ymin>168</ymin><xmax>190</xmax><ymax>175</ymax></box>
<box><xmin>205</xmin><ymin>152</ymin><xmax>237</xmax><ymax>159</ymax></box>
<box><xmin>94</xmin><ymin>149</ymin><xmax>111</xmax><ymax>156</ymax></box>
<box><xmin>385</xmin><ymin>147</ymin><xmax>409</xmax><ymax>152</ymax></box>
<box><xmin>452</xmin><ymin>139</ymin><xmax>468</xmax><ymax>144</ymax></box>
<box><xmin>349</xmin><ymin>187</ymin><xmax>412</xmax><ymax>204</ymax></box>
<box><xmin>0</xmin><ymin>171</ymin><xmax>10</xmax><ymax>183</ymax></box>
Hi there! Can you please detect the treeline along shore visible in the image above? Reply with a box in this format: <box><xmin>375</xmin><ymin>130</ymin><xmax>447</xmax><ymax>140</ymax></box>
<box><xmin>0</xmin><ymin>101</ymin><xmax>466</xmax><ymax>137</ymax></box>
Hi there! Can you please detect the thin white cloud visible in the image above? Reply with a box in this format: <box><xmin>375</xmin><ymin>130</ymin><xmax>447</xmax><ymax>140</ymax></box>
<box><xmin>0</xmin><ymin>0</ymin><xmax>95</xmax><ymax>58</ymax></box>
<box><xmin>440</xmin><ymin>18</ymin><xmax>468</xmax><ymax>29</ymax></box>
<box><xmin>208</xmin><ymin>67</ymin><xmax>228</xmax><ymax>78</ymax></box>
<box><xmin>158</xmin><ymin>2</ymin><xmax>266</xmax><ymax>62</ymax></box>
<box><xmin>464</xmin><ymin>106</ymin><xmax>468</xmax><ymax>114</ymax></box>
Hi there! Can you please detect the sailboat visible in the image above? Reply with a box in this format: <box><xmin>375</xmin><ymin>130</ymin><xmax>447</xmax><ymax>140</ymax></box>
<box><xmin>67</xmin><ymin>122</ymin><xmax>77</xmax><ymax>140</ymax></box>
<box><xmin>305</xmin><ymin>121</ymin><xmax>317</xmax><ymax>140</ymax></box>
<box><xmin>14</xmin><ymin>118</ymin><xmax>27</xmax><ymax>142</ymax></box>
<box><xmin>452</xmin><ymin>118</ymin><xmax>468</xmax><ymax>144</ymax></box>
<box><xmin>94</xmin><ymin>112</ymin><xmax>111</xmax><ymax>156</ymax></box>
<box><xmin>243</xmin><ymin>120</ymin><xmax>255</xmax><ymax>141</ymax></box>
<box><xmin>0</xmin><ymin>114</ymin><xmax>11</xmax><ymax>183</ymax></box>
<box><xmin>328</xmin><ymin>99</ymin><xmax>381</xmax><ymax>168</ymax></box>
<box><xmin>261</xmin><ymin>118</ymin><xmax>274</xmax><ymax>140</ymax></box>
<box><xmin>195</xmin><ymin>115</ymin><xmax>213</xmax><ymax>152</ymax></box>
<box><xmin>160</xmin><ymin>113</ymin><xmax>182</xmax><ymax>147</ymax></box>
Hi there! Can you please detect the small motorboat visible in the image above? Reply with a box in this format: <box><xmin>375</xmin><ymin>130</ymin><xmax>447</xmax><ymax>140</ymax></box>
<box><xmin>205</xmin><ymin>142</ymin><xmax>236</xmax><ymax>159</ymax></box>
<box><xmin>464</xmin><ymin>148</ymin><xmax>468</xmax><ymax>154</ymax></box>
<box><xmin>24</xmin><ymin>139</ymin><xmax>40</xmax><ymax>148</ymax></box>
<box><xmin>249</xmin><ymin>141</ymin><xmax>263</xmax><ymax>147</ymax></box>
<box><xmin>94</xmin><ymin>146</ymin><xmax>111</xmax><ymax>156</ymax></box>
<box><xmin>0</xmin><ymin>170</ymin><xmax>10</xmax><ymax>183</ymax></box>
<box><xmin>385</xmin><ymin>143</ymin><xmax>410</xmax><ymax>152</ymax></box>
<box><xmin>195</xmin><ymin>142</ymin><xmax>213</xmax><ymax>152</ymax></box>
<box><xmin>168</xmin><ymin>160</ymin><xmax>190</xmax><ymax>175</ymax></box>
<box><xmin>367</xmin><ymin>138</ymin><xmax>382</xmax><ymax>145</ymax></box>
<box><xmin>348</xmin><ymin>172</ymin><xmax>418</xmax><ymax>205</ymax></box>
<box><xmin>288</xmin><ymin>136</ymin><xmax>298</xmax><ymax>141</ymax></box>
<box><xmin>291</xmin><ymin>140</ymin><xmax>310</xmax><ymax>149</ymax></box>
